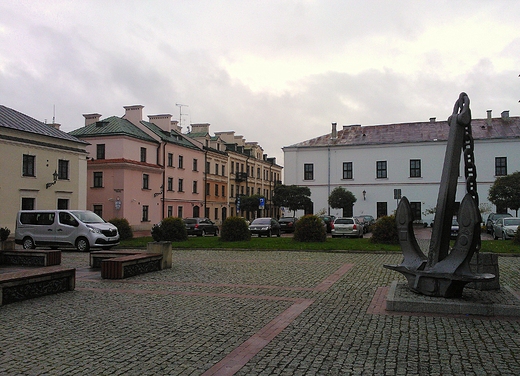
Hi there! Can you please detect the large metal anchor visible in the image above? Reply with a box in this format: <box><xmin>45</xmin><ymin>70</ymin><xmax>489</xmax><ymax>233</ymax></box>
<box><xmin>384</xmin><ymin>93</ymin><xmax>495</xmax><ymax>298</ymax></box>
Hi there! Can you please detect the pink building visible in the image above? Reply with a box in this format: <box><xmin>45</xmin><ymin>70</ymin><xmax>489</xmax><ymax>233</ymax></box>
<box><xmin>70</xmin><ymin>105</ymin><xmax>205</xmax><ymax>231</ymax></box>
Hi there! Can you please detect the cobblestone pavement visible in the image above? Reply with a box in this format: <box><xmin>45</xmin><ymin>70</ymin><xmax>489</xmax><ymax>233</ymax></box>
<box><xmin>1</xmin><ymin>247</ymin><xmax>519</xmax><ymax>375</ymax></box>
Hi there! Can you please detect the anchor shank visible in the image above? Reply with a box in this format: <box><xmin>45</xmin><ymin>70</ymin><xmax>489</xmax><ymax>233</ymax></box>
<box><xmin>428</xmin><ymin>99</ymin><xmax>467</xmax><ymax>267</ymax></box>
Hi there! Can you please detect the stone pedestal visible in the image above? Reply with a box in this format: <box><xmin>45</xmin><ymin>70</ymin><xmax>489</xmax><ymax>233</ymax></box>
<box><xmin>146</xmin><ymin>242</ymin><xmax>172</xmax><ymax>269</ymax></box>
<box><xmin>468</xmin><ymin>252</ymin><xmax>500</xmax><ymax>290</ymax></box>
<box><xmin>0</xmin><ymin>240</ymin><xmax>15</xmax><ymax>251</ymax></box>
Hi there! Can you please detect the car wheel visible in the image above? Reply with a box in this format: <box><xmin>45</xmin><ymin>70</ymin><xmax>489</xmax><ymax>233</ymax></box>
<box><xmin>268</xmin><ymin>230</ymin><xmax>272</xmax><ymax>237</ymax></box>
<box><xmin>277</xmin><ymin>229</ymin><xmax>281</xmax><ymax>237</ymax></box>
<box><xmin>23</xmin><ymin>237</ymin><xmax>35</xmax><ymax>249</ymax></box>
<box><xmin>502</xmin><ymin>232</ymin><xmax>507</xmax><ymax>241</ymax></box>
<box><xmin>202</xmin><ymin>229</ymin><xmax>207</xmax><ymax>237</ymax></box>
<box><xmin>493</xmin><ymin>231</ymin><xmax>498</xmax><ymax>240</ymax></box>
<box><xmin>214</xmin><ymin>229</ymin><xmax>219</xmax><ymax>237</ymax></box>
<box><xmin>359</xmin><ymin>233</ymin><xmax>363</xmax><ymax>238</ymax></box>
<box><xmin>76</xmin><ymin>237</ymin><xmax>90</xmax><ymax>252</ymax></box>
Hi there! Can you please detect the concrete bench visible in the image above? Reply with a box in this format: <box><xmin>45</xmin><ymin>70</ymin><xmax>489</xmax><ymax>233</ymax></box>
<box><xmin>0</xmin><ymin>266</ymin><xmax>75</xmax><ymax>305</ymax></box>
<box><xmin>101</xmin><ymin>253</ymin><xmax>163</xmax><ymax>279</ymax></box>
<box><xmin>89</xmin><ymin>250</ymin><xmax>141</xmax><ymax>269</ymax></box>
<box><xmin>0</xmin><ymin>249</ymin><xmax>61</xmax><ymax>267</ymax></box>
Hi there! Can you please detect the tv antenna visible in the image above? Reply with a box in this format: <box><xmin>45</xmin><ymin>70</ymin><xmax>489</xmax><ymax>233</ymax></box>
<box><xmin>175</xmin><ymin>103</ymin><xmax>188</xmax><ymax>129</ymax></box>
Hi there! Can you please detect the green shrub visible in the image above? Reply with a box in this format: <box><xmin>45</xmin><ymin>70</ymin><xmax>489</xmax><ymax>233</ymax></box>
<box><xmin>293</xmin><ymin>215</ymin><xmax>326</xmax><ymax>242</ymax></box>
<box><xmin>370</xmin><ymin>215</ymin><xmax>399</xmax><ymax>245</ymax></box>
<box><xmin>0</xmin><ymin>227</ymin><xmax>10</xmax><ymax>241</ymax></box>
<box><xmin>108</xmin><ymin>218</ymin><xmax>133</xmax><ymax>241</ymax></box>
<box><xmin>151</xmin><ymin>217</ymin><xmax>188</xmax><ymax>242</ymax></box>
<box><xmin>513</xmin><ymin>226</ymin><xmax>520</xmax><ymax>245</ymax></box>
<box><xmin>220</xmin><ymin>217</ymin><xmax>251</xmax><ymax>242</ymax></box>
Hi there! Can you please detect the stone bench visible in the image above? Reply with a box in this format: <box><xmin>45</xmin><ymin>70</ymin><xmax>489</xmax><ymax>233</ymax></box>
<box><xmin>0</xmin><ymin>266</ymin><xmax>75</xmax><ymax>305</ymax></box>
<box><xmin>90</xmin><ymin>250</ymin><xmax>141</xmax><ymax>269</ymax></box>
<box><xmin>0</xmin><ymin>250</ymin><xmax>61</xmax><ymax>267</ymax></box>
<box><xmin>100</xmin><ymin>253</ymin><xmax>163</xmax><ymax>279</ymax></box>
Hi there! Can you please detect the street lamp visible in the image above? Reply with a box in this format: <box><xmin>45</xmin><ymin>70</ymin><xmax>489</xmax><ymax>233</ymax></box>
<box><xmin>46</xmin><ymin>170</ymin><xmax>59</xmax><ymax>189</ymax></box>
<box><xmin>363</xmin><ymin>190</ymin><xmax>366</xmax><ymax>200</ymax></box>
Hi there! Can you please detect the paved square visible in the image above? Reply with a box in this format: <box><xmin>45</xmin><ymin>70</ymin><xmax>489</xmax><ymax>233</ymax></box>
<box><xmin>1</xmin><ymin>250</ymin><xmax>519</xmax><ymax>375</ymax></box>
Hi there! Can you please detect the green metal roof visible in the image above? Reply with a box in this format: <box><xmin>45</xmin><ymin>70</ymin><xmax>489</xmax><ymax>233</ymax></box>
<box><xmin>140</xmin><ymin>121</ymin><xmax>201</xmax><ymax>150</ymax></box>
<box><xmin>69</xmin><ymin>116</ymin><xmax>157</xmax><ymax>143</ymax></box>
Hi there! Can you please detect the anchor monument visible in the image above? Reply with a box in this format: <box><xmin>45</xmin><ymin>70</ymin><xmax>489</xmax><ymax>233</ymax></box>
<box><xmin>384</xmin><ymin>93</ymin><xmax>495</xmax><ymax>298</ymax></box>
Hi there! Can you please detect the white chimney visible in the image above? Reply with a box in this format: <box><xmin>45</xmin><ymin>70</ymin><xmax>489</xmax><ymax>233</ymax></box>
<box><xmin>83</xmin><ymin>113</ymin><xmax>102</xmax><ymax>126</ymax></box>
<box><xmin>148</xmin><ymin>114</ymin><xmax>173</xmax><ymax>132</ymax></box>
<box><xmin>331</xmin><ymin>122</ymin><xmax>337</xmax><ymax>139</ymax></box>
<box><xmin>123</xmin><ymin>105</ymin><xmax>144</xmax><ymax>125</ymax></box>
<box><xmin>48</xmin><ymin>123</ymin><xmax>61</xmax><ymax>130</ymax></box>
<box><xmin>486</xmin><ymin>110</ymin><xmax>492</xmax><ymax>126</ymax></box>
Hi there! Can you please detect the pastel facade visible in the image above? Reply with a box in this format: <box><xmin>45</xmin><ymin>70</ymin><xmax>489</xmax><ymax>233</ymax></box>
<box><xmin>283</xmin><ymin>111</ymin><xmax>520</xmax><ymax>224</ymax></box>
<box><xmin>0</xmin><ymin>105</ymin><xmax>88</xmax><ymax>231</ymax></box>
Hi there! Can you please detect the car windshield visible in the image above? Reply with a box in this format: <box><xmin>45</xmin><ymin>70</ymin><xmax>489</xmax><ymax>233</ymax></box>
<box><xmin>503</xmin><ymin>218</ymin><xmax>520</xmax><ymax>226</ymax></box>
<box><xmin>70</xmin><ymin>210</ymin><xmax>105</xmax><ymax>223</ymax></box>
<box><xmin>184</xmin><ymin>219</ymin><xmax>197</xmax><ymax>224</ymax></box>
<box><xmin>252</xmin><ymin>218</ymin><xmax>270</xmax><ymax>225</ymax></box>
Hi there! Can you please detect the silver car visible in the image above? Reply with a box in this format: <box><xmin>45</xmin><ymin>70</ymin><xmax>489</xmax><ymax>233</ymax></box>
<box><xmin>331</xmin><ymin>217</ymin><xmax>364</xmax><ymax>238</ymax></box>
<box><xmin>493</xmin><ymin>217</ymin><xmax>520</xmax><ymax>240</ymax></box>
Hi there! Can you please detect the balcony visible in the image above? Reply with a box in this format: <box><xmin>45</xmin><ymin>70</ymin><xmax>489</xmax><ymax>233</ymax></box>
<box><xmin>235</xmin><ymin>172</ymin><xmax>248</xmax><ymax>182</ymax></box>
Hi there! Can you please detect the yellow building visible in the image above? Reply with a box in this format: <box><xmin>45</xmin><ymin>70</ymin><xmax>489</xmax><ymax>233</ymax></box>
<box><xmin>0</xmin><ymin>105</ymin><xmax>88</xmax><ymax>232</ymax></box>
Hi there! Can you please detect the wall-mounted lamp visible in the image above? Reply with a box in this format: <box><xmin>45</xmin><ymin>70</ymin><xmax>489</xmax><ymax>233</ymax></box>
<box><xmin>154</xmin><ymin>185</ymin><xmax>164</xmax><ymax>197</ymax></box>
<box><xmin>46</xmin><ymin>170</ymin><xmax>59</xmax><ymax>189</ymax></box>
<box><xmin>362</xmin><ymin>190</ymin><xmax>366</xmax><ymax>200</ymax></box>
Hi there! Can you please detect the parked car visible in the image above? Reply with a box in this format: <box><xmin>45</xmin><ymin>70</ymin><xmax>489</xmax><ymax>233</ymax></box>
<box><xmin>278</xmin><ymin>217</ymin><xmax>297</xmax><ymax>233</ymax></box>
<box><xmin>355</xmin><ymin>215</ymin><xmax>375</xmax><ymax>233</ymax></box>
<box><xmin>492</xmin><ymin>217</ymin><xmax>520</xmax><ymax>240</ymax></box>
<box><xmin>184</xmin><ymin>218</ymin><xmax>219</xmax><ymax>236</ymax></box>
<box><xmin>249</xmin><ymin>217</ymin><xmax>281</xmax><ymax>237</ymax></box>
<box><xmin>331</xmin><ymin>217</ymin><xmax>363</xmax><ymax>238</ymax></box>
<box><xmin>450</xmin><ymin>217</ymin><xmax>459</xmax><ymax>239</ymax></box>
<box><xmin>15</xmin><ymin>210</ymin><xmax>119</xmax><ymax>252</ymax></box>
<box><xmin>486</xmin><ymin>213</ymin><xmax>513</xmax><ymax>234</ymax></box>
<box><xmin>319</xmin><ymin>215</ymin><xmax>336</xmax><ymax>233</ymax></box>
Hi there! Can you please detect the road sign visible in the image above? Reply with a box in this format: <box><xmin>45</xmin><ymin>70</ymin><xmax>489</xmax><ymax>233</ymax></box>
<box><xmin>259</xmin><ymin>197</ymin><xmax>265</xmax><ymax>209</ymax></box>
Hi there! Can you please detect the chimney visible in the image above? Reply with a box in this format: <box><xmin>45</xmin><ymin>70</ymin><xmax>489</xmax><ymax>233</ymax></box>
<box><xmin>331</xmin><ymin>122</ymin><xmax>337</xmax><ymax>139</ymax></box>
<box><xmin>123</xmin><ymin>105</ymin><xmax>144</xmax><ymax>125</ymax></box>
<box><xmin>83</xmin><ymin>113</ymin><xmax>102</xmax><ymax>126</ymax></box>
<box><xmin>486</xmin><ymin>110</ymin><xmax>492</xmax><ymax>126</ymax></box>
<box><xmin>148</xmin><ymin>114</ymin><xmax>173</xmax><ymax>132</ymax></box>
<box><xmin>171</xmin><ymin>120</ymin><xmax>181</xmax><ymax>132</ymax></box>
<box><xmin>190</xmin><ymin>123</ymin><xmax>211</xmax><ymax>134</ymax></box>
<box><xmin>48</xmin><ymin>123</ymin><xmax>61</xmax><ymax>130</ymax></box>
<box><xmin>501</xmin><ymin>110</ymin><xmax>510</xmax><ymax>120</ymax></box>
<box><xmin>429</xmin><ymin>117</ymin><xmax>436</xmax><ymax>123</ymax></box>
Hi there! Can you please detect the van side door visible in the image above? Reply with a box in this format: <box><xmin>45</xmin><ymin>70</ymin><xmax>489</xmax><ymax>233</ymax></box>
<box><xmin>34</xmin><ymin>212</ymin><xmax>57</xmax><ymax>246</ymax></box>
<box><xmin>56</xmin><ymin>212</ymin><xmax>80</xmax><ymax>247</ymax></box>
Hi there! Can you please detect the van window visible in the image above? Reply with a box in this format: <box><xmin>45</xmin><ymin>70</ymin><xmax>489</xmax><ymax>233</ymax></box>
<box><xmin>20</xmin><ymin>212</ymin><xmax>55</xmax><ymax>225</ymax></box>
<box><xmin>59</xmin><ymin>212</ymin><xmax>79</xmax><ymax>227</ymax></box>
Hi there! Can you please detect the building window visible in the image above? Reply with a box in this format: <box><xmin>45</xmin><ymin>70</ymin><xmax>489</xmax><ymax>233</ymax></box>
<box><xmin>231</xmin><ymin>185</ymin><xmax>234</xmax><ymax>198</ymax></box>
<box><xmin>410</xmin><ymin>159</ymin><xmax>421</xmax><ymax>178</ymax></box>
<box><xmin>231</xmin><ymin>161</ymin><xmax>235</xmax><ymax>174</ymax></box>
<box><xmin>495</xmin><ymin>157</ymin><xmax>507</xmax><ymax>176</ymax></box>
<box><xmin>304</xmin><ymin>163</ymin><xmax>314</xmax><ymax>180</ymax></box>
<box><xmin>22</xmin><ymin>154</ymin><xmax>35</xmax><ymax>177</ymax></box>
<box><xmin>93</xmin><ymin>172</ymin><xmax>103</xmax><ymax>188</ymax></box>
<box><xmin>193</xmin><ymin>206</ymin><xmax>200</xmax><ymax>218</ymax></box>
<box><xmin>93</xmin><ymin>205</ymin><xmax>103</xmax><ymax>217</ymax></box>
<box><xmin>178</xmin><ymin>155</ymin><xmax>184</xmax><ymax>169</ymax></box>
<box><xmin>215</xmin><ymin>163</ymin><xmax>219</xmax><ymax>175</ymax></box>
<box><xmin>178</xmin><ymin>178</ymin><xmax>184</xmax><ymax>192</ymax></box>
<box><xmin>222</xmin><ymin>165</ymin><xmax>225</xmax><ymax>176</ymax></box>
<box><xmin>377</xmin><ymin>202</ymin><xmax>388</xmax><ymax>218</ymax></box>
<box><xmin>410</xmin><ymin>202</ymin><xmax>422</xmax><ymax>221</ymax></box>
<box><xmin>376</xmin><ymin>161</ymin><xmax>387</xmax><ymax>179</ymax></box>
<box><xmin>57</xmin><ymin>198</ymin><xmax>69</xmax><ymax>210</ymax></box>
<box><xmin>142</xmin><ymin>174</ymin><xmax>149</xmax><ymax>189</ymax></box>
<box><xmin>193</xmin><ymin>181</ymin><xmax>198</xmax><ymax>194</ymax></box>
<box><xmin>215</xmin><ymin>184</ymin><xmax>219</xmax><ymax>196</ymax></box>
<box><xmin>342</xmin><ymin>162</ymin><xmax>353</xmax><ymax>180</ymax></box>
<box><xmin>206</xmin><ymin>161</ymin><xmax>210</xmax><ymax>173</ymax></box>
<box><xmin>167</xmin><ymin>206</ymin><xmax>173</xmax><ymax>217</ymax></box>
<box><xmin>142</xmin><ymin>205</ymin><xmax>149</xmax><ymax>222</ymax></box>
<box><xmin>21</xmin><ymin>197</ymin><xmax>35</xmax><ymax>210</ymax></box>
<box><xmin>257</xmin><ymin>167</ymin><xmax>261</xmax><ymax>179</ymax></box>
<box><xmin>193</xmin><ymin>158</ymin><xmax>198</xmax><ymax>171</ymax></box>
<box><xmin>177</xmin><ymin>206</ymin><xmax>183</xmax><ymax>218</ymax></box>
<box><xmin>140</xmin><ymin>147</ymin><xmax>147</xmax><ymax>163</ymax></box>
<box><xmin>214</xmin><ymin>207</ymin><xmax>219</xmax><ymax>220</ymax></box>
<box><xmin>96</xmin><ymin>144</ymin><xmax>105</xmax><ymax>160</ymax></box>
<box><xmin>58</xmin><ymin>159</ymin><xmax>69</xmax><ymax>180</ymax></box>
<box><xmin>167</xmin><ymin>177</ymin><xmax>173</xmax><ymax>191</ymax></box>
<box><xmin>167</xmin><ymin>153</ymin><xmax>173</xmax><ymax>167</ymax></box>
<box><xmin>222</xmin><ymin>185</ymin><xmax>225</xmax><ymax>197</ymax></box>
<box><xmin>206</xmin><ymin>182</ymin><xmax>210</xmax><ymax>196</ymax></box>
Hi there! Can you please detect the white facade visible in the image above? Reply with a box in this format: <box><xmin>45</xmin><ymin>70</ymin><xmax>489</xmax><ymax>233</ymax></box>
<box><xmin>283</xmin><ymin>113</ymin><xmax>520</xmax><ymax>224</ymax></box>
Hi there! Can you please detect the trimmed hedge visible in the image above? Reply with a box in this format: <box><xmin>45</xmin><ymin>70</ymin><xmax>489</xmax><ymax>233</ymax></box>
<box><xmin>220</xmin><ymin>217</ymin><xmax>251</xmax><ymax>242</ymax></box>
<box><xmin>370</xmin><ymin>215</ymin><xmax>399</xmax><ymax>245</ymax></box>
<box><xmin>151</xmin><ymin>217</ymin><xmax>188</xmax><ymax>242</ymax></box>
<box><xmin>293</xmin><ymin>215</ymin><xmax>326</xmax><ymax>242</ymax></box>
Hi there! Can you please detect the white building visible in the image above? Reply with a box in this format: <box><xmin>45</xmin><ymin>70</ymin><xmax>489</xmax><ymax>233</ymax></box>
<box><xmin>283</xmin><ymin>110</ymin><xmax>520</xmax><ymax>224</ymax></box>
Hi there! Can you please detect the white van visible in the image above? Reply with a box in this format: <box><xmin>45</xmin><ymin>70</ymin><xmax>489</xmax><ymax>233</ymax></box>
<box><xmin>15</xmin><ymin>210</ymin><xmax>120</xmax><ymax>252</ymax></box>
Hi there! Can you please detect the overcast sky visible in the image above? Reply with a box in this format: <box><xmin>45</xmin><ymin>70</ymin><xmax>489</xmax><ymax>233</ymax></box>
<box><xmin>1</xmin><ymin>0</ymin><xmax>519</xmax><ymax>165</ymax></box>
